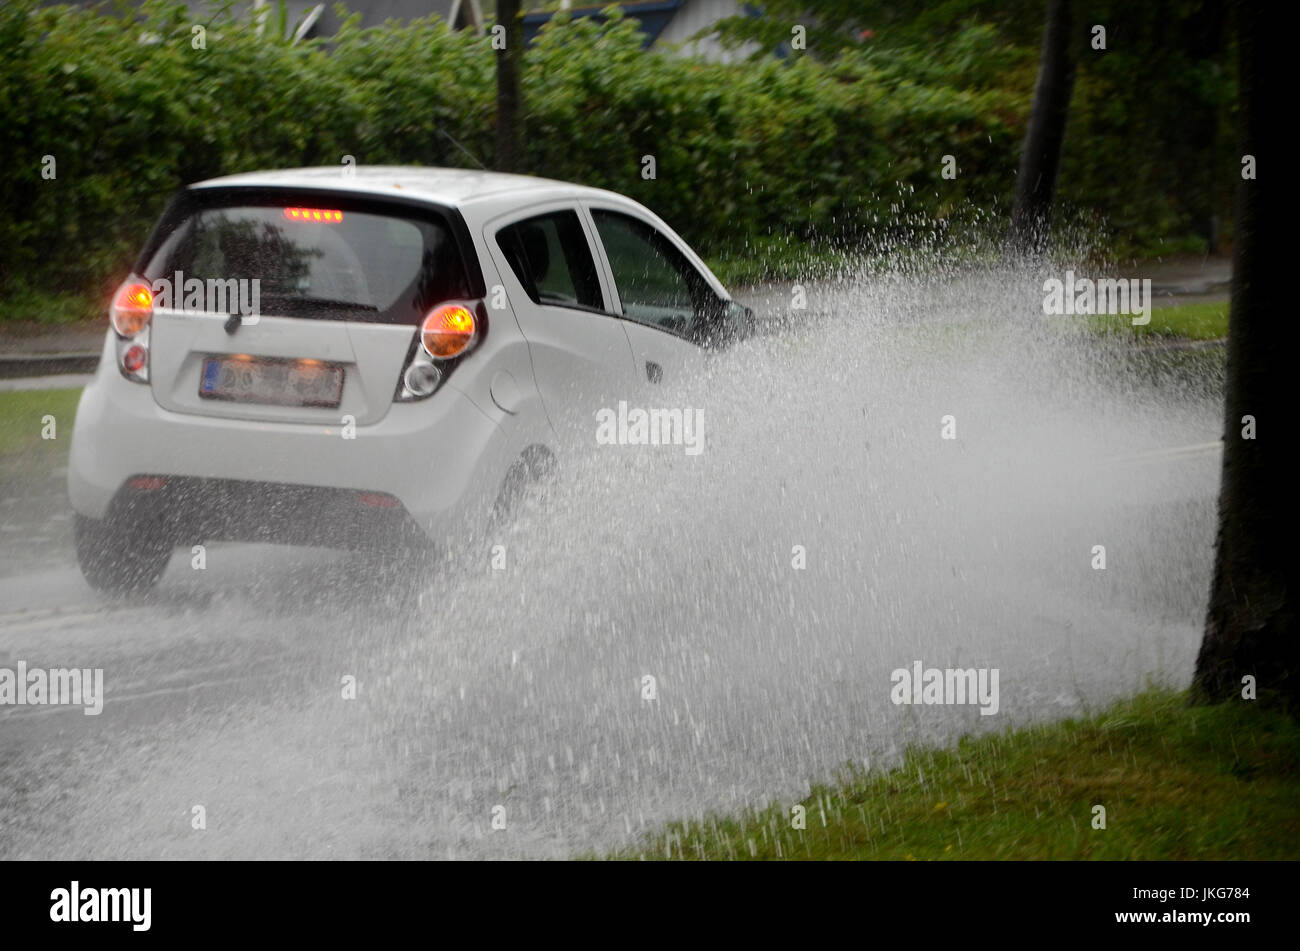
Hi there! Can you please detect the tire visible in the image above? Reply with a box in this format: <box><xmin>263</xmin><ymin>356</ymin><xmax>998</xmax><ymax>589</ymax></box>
<box><xmin>491</xmin><ymin>447</ymin><xmax>556</xmax><ymax>527</ymax></box>
<box><xmin>74</xmin><ymin>513</ymin><xmax>172</xmax><ymax>594</ymax></box>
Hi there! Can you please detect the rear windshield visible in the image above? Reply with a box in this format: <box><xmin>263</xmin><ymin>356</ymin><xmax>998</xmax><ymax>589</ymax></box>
<box><xmin>140</xmin><ymin>190</ymin><xmax>473</xmax><ymax>324</ymax></box>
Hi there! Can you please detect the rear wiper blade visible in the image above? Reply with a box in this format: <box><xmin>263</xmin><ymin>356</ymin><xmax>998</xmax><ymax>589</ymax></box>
<box><xmin>268</xmin><ymin>297</ymin><xmax>379</xmax><ymax>312</ymax></box>
<box><xmin>224</xmin><ymin>297</ymin><xmax>380</xmax><ymax>333</ymax></box>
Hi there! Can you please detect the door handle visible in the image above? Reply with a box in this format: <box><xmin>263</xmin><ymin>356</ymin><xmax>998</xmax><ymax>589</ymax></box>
<box><xmin>645</xmin><ymin>361</ymin><xmax>662</xmax><ymax>384</ymax></box>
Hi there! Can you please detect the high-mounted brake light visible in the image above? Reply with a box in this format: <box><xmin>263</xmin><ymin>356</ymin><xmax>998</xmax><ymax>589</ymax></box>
<box><xmin>420</xmin><ymin>303</ymin><xmax>477</xmax><ymax>359</ymax></box>
<box><xmin>283</xmin><ymin>207</ymin><xmax>343</xmax><ymax>223</ymax></box>
<box><xmin>110</xmin><ymin>279</ymin><xmax>153</xmax><ymax>337</ymax></box>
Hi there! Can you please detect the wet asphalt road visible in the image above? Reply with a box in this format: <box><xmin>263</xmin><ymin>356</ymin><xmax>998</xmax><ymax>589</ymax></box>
<box><xmin>0</xmin><ymin>293</ymin><xmax>1228</xmax><ymax>859</ymax></box>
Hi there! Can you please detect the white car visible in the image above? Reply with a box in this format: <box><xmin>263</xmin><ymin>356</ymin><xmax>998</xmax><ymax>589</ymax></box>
<box><xmin>68</xmin><ymin>166</ymin><xmax>754</xmax><ymax>592</ymax></box>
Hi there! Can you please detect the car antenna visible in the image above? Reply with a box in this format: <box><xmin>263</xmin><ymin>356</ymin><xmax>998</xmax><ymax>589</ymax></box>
<box><xmin>437</xmin><ymin>129</ymin><xmax>487</xmax><ymax>171</ymax></box>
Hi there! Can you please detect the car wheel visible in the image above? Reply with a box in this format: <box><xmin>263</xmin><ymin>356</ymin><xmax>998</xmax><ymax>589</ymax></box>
<box><xmin>491</xmin><ymin>447</ymin><xmax>556</xmax><ymax>527</ymax></box>
<box><xmin>74</xmin><ymin>513</ymin><xmax>172</xmax><ymax>594</ymax></box>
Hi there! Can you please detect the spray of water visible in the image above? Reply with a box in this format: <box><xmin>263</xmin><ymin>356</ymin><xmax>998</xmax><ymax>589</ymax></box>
<box><xmin>3</xmin><ymin>240</ymin><xmax>1223</xmax><ymax>859</ymax></box>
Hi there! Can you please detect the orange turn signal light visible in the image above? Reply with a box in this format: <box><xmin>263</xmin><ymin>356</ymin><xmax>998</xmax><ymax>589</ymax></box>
<box><xmin>111</xmin><ymin>279</ymin><xmax>153</xmax><ymax>337</ymax></box>
<box><xmin>420</xmin><ymin>303</ymin><xmax>477</xmax><ymax>359</ymax></box>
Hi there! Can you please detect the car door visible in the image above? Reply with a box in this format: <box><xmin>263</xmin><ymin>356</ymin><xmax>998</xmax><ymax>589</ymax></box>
<box><xmin>583</xmin><ymin>204</ymin><xmax>723</xmax><ymax>391</ymax></box>
<box><xmin>484</xmin><ymin>203</ymin><xmax>638</xmax><ymax>451</ymax></box>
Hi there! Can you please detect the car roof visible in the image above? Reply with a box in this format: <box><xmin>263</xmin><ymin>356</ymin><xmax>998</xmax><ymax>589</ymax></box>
<box><xmin>190</xmin><ymin>165</ymin><xmax>620</xmax><ymax>208</ymax></box>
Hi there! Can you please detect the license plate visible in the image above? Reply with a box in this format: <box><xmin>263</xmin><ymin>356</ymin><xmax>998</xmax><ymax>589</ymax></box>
<box><xmin>199</xmin><ymin>356</ymin><xmax>344</xmax><ymax>408</ymax></box>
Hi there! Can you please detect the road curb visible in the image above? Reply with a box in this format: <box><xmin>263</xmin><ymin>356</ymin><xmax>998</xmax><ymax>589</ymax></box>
<box><xmin>0</xmin><ymin>352</ymin><xmax>99</xmax><ymax>379</ymax></box>
<box><xmin>1134</xmin><ymin>337</ymin><xmax>1227</xmax><ymax>352</ymax></box>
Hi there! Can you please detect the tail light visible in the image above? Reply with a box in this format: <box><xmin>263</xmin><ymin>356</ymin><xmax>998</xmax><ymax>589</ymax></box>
<box><xmin>402</xmin><ymin>362</ymin><xmax>442</xmax><ymax>398</ymax></box>
<box><xmin>420</xmin><ymin>303</ymin><xmax>478</xmax><ymax>359</ymax></box>
<box><xmin>121</xmin><ymin>343</ymin><xmax>148</xmax><ymax>374</ymax></box>
<box><xmin>111</xmin><ymin>279</ymin><xmax>152</xmax><ymax>337</ymax></box>
<box><xmin>395</xmin><ymin>299</ymin><xmax>486</xmax><ymax>402</ymax></box>
<box><xmin>110</xmin><ymin>275</ymin><xmax>153</xmax><ymax>383</ymax></box>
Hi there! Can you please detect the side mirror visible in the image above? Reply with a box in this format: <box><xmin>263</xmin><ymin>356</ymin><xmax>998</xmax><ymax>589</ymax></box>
<box><xmin>694</xmin><ymin>297</ymin><xmax>756</xmax><ymax>348</ymax></box>
<box><xmin>725</xmin><ymin>300</ymin><xmax>756</xmax><ymax>339</ymax></box>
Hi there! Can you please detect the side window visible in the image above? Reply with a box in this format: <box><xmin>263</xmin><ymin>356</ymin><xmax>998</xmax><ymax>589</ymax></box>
<box><xmin>591</xmin><ymin>209</ymin><xmax>713</xmax><ymax>337</ymax></box>
<box><xmin>496</xmin><ymin>210</ymin><xmax>603</xmax><ymax>311</ymax></box>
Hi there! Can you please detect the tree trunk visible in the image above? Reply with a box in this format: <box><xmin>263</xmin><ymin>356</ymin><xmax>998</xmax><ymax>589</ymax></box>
<box><xmin>1010</xmin><ymin>0</ymin><xmax>1076</xmax><ymax>255</ymax></box>
<box><xmin>495</xmin><ymin>0</ymin><xmax>523</xmax><ymax>173</ymax></box>
<box><xmin>1192</xmin><ymin>1</ymin><xmax>1295</xmax><ymax>711</ymax></box>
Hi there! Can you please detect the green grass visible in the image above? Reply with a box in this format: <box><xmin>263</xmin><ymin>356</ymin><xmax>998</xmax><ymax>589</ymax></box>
<box><xmin>0</xmin><ymin>289</ymin><xmax>102</xmax><ymax>326</ymax></box>
<box><xmin>706</xmin><ymin>240</ymin><xmax>854</xmax><ymax>288</ymax></box>
<box><xmin>1090</xmin><ymin>300</ymin><xmax>1229</xmax><ymax>341</ymax></box>
<box><xmin>615</xmin><ymin>690</ymin><xmax>1299</xmax><ymax>860</ymax></box>
<box><xmin>0</xmin><ymin>387</ymin><xmax>80</xmax><ymax>480</ymax></box>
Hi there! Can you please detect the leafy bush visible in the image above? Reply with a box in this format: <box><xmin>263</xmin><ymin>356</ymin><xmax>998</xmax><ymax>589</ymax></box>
<box><xmin>708</xmin><ymin>0</ymin><xmax>1237</xmax><ymax>259</ymax></box>
<box><xmin>0</xmin><ymin>0</ymin><xmax>1033</xmax><ymax>311</ymax></box>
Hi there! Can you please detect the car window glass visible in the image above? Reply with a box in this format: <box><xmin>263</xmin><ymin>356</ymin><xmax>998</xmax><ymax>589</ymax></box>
<box><xmin>496</xmin><ymin>210</ymin><xmax>602</xmax><ymax>310</ymax></box>
<box><xmin>591</xmin><ymin>210</ymin><xmax>702</xmax><ymax>336</ymax></box>
<box><xmin>145</xmin><ymin>199</ymin><xmax>466</xmax><ymax>324</ymax></box>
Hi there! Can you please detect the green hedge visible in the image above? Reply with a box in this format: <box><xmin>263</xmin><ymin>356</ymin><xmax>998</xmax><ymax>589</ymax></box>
<box><xmin>0</xmin><ymin>1</ymin><xmax>1028</xmax><ymax>306</ymax></box>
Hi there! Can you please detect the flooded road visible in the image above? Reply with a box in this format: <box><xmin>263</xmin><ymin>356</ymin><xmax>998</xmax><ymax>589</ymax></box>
<box><xmin>0</xmin><ymin>263</ymin><xmax>1225</xmax><ymax>859</ymax></box>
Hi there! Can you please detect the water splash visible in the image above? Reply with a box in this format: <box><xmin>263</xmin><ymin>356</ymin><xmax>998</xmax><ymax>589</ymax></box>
<box><xmin>3</xmin><ymin>244</ymin><xmax>1223</xmax><ymax>859</ymax></box>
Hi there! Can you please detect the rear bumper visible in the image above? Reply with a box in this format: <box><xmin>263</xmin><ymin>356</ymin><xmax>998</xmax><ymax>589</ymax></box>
<box><xmin>106</xmin><ymin>476</ymin><xmax>429</xmax><ymax>551</ymax></box>
<box><xmin>68</xmin><ymin>349</ymin><xmax>509</xmax><ymax>546</ymax></box>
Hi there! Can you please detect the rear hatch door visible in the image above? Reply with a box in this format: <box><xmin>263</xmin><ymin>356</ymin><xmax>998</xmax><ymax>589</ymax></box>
<box><xmin>140</xmin><ymin>188</ymin><xmax>476</xmax><ymax>425</ymax></box>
